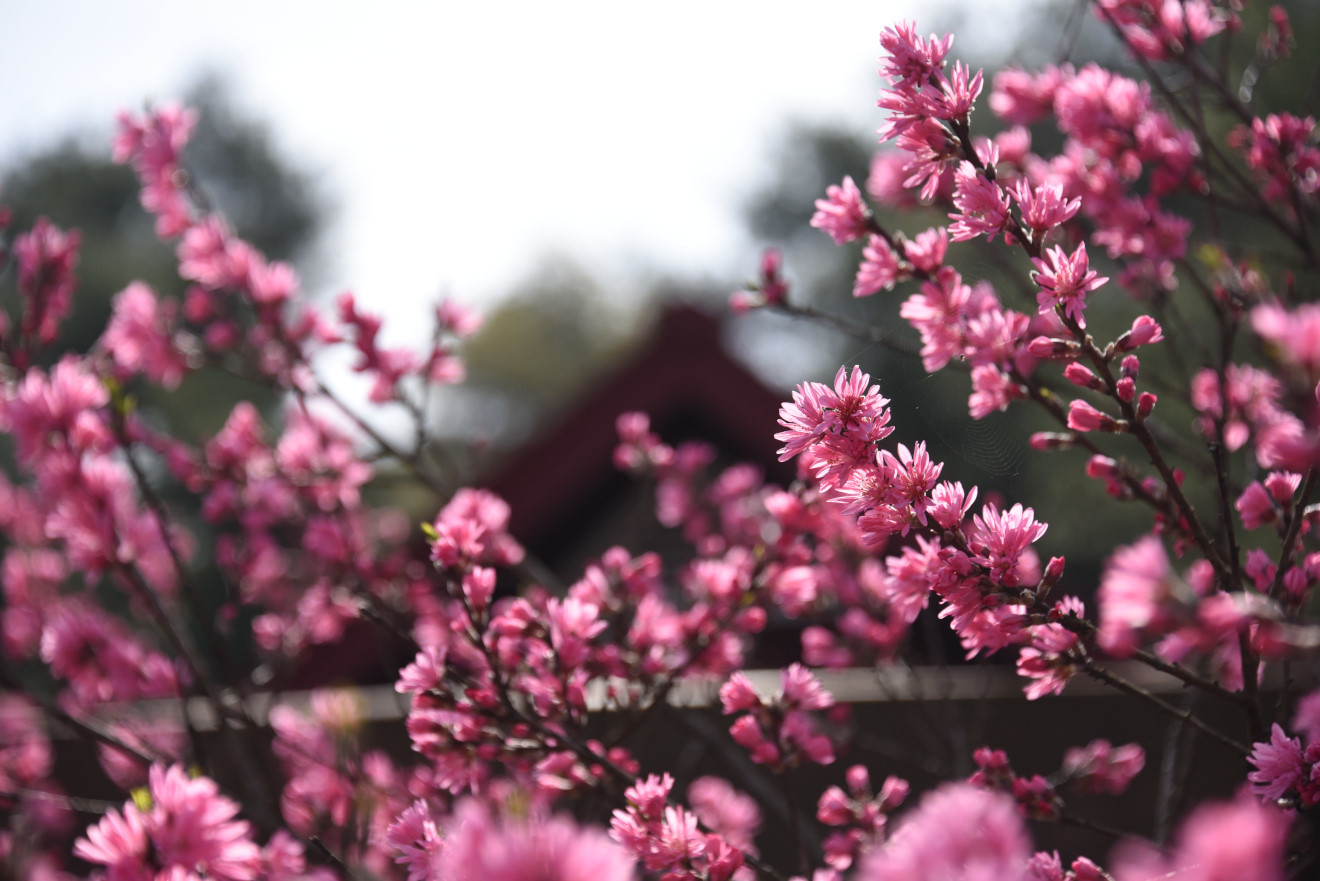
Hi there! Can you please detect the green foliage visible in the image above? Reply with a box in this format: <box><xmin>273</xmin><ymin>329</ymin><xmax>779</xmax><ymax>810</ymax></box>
<box><xmin>459</xmin><ymin>256</ymin><xmax>640</xmax><ymax>423</ymax></box>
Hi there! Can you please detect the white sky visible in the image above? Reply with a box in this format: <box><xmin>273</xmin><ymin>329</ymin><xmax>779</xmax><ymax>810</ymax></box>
<box><xmin>0</xmin><ymin>0</ymin><xmax>996</xmax><ymax>322</ymax></box>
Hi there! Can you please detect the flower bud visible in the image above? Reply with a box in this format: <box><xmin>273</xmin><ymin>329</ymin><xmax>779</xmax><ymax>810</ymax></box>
<box><xmin>1030</xmin><ymin>432</ymin><xmax>1074</xmax><ymax>451</ymax></box>
<box><xmin>846</xmin><ymin>765</ymin><xmax>871</xmax><ymax>797</ymax></box>
<box><xmin>1115</xmin><ymin>315</ymin><xmax>1163</xmax><ymax>351</ymax></box>
<box><xmin>1064</xmin><ymin>362</ymin><xmax>1104</xmax><ymax>390</ymax></box>
<box><xmin>1085</xmin><ymin>456</ymin><xmax>1119</xmax><ymax>479</ymax></box>
<box><xmin>1068</xmin><ymin>399</ymin><xmax>1124</xmax><ymax>432</ymax></box>
<box><xmin>1027</xmin><ymin>335</ymin><xmax>1080</xmax><ymax>359</ymax></box>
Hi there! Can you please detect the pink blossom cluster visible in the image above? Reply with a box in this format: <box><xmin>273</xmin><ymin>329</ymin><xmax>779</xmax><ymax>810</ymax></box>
<box><xmin>1059</xmin><ymin>739</ymin><xmax>1146</xmax><ymax>795</ymax></box>
<box><xmin>966</xmin><ymin>738</ymin><xmax>1144</xmax><ymax>826</ymax></box>
<box><xmin>816</xmin><ymin>765</ymin><xmax>908</xmax><ymax>870</ymax></box>
<box><xmin>0</xmin><ymin>5</ymin><xmax>1316</xmax><ymax>880</ymax></box>
<box><xmin>1093</xmin><ymin>0</ymin><xmax>1232</xmax><ymax>60</ymax></box>
<box><xmin>609</xmin><ymin>774</ymin><xmax>746</xmax><ymax>881</ymax></box>
<box><xmin>8</xmin><ymin>218</ymin><xmax>80</xmax><ymax>366</ymax></box>
<box><xmin>774</xmin><ymin>364</ymin><xmax>1086</xmax><ymax>687</ymax></box>
<box><xmin>719</xmin><ymin>666</ymin><xmax>837</xmax><ymax>768</ymax></box>
<box><xmin>1247</xmin><ymin>686</ymin><xmax>1320</xmax><ymax>808</ymax></box>
<box><xmin>75</xmin><ymin>764</ymin><xmax>264</xmax><ymax>881</ymax></box>
<box><xmin>968</xmin><ymin>747</ymin><xmax>1062</xmax><ymax>821</ymax></box>
<box><xmin>269</xmin><ymin>692</ymin><xmax>411</xmax><ymax>874</ymax></box>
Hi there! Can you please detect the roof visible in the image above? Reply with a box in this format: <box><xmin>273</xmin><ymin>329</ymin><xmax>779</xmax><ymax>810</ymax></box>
<box><xmin>485</xmin><ymin>304</ymin><xmax>792</xmax><ymax>571</ymax></box>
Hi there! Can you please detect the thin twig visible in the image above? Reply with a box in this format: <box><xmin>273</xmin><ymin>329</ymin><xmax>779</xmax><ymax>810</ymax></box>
<box><xmin>1083</xmin><ymin>662</ymin><xmax>1249</xmax><ymax>756</ymax></box>
<box><xmin>0</xmin><ymin>664</ymin><xmax>160</xmax><ymax>768</ymax></box>
<box><xmin>1058</xmin><ymin>809</ymin><xmax>1132</xmax><ymax>842</ymax></box>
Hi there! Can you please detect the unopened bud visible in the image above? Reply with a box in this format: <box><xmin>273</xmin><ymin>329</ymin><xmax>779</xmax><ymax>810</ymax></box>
<box><xmin>1030</xmin><ymin>432</ymin><xmax>1075</xmax><ymax>451</ymax></box>
<box><xmin>1028</xmin><ymin>335</ymin><xmax>1081</xmax><ymax>360</ymax></box>
<box><xmin>1136</xmin><ymin>391</ymin><xmax>1157</xmax><ymax>420</ymax></box>
<box><xmin>1085</xmin><ymin>456</ymin><xmax>1120</xmax><ymax>480</ymax></box>
<box><xmin>846</xmin><ymin>765</ymin><xmax>871</xmax><ymax>797</ymax></box>
<box><xmin>1068</xmin><ymin>399</ymin><xmax>1125</xmax><ymax>433</ymax></box>
<box><xmin>729</xmin><ymin>290</ymin><xmax>761</xmax><ymax>314</ymax></box>
<box><xmin>1037</xmin><ymin>555</ymin><xmax>1066</xmax><ymax>599</ymax></box>
<box><xmin>878</xmin><ymin>775</ymin><xmax>909</xmax><ymax>811</ymax></box>
<box><xmin>1115</xmin><ymin>315</ymin><xmax>1164</xmax><ymax>351</ymax></box>
<box><xmin>1064</xmin><ymin>362</ymin><xmax>1104</xmax><ymax>390</ymax></box>
<box><xmin>1116</xmin><ymin>376</ymin><xmax>1136</xmax><ymax>402</ymax></box>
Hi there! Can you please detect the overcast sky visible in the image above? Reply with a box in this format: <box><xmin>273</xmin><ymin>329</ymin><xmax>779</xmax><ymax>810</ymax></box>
<box><xmin>0</xmin><ymin>1</ymin><xmax>1017</xmax><ymax>319</ymax></box>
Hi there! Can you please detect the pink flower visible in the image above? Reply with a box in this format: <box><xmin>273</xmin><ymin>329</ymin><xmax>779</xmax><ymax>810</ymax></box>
<box><xmin>1031</xmin><ymin>243</ymin><xmax>1107</xmax><ymax>327</ymax></box>
<box><xmin>1231</xmin><ymin>113</ymin><xmax>1320</xmax><ymax>203</ymax></box>
<box><xmin>430</xmin><ymin>488</ymin><xmax>525</xmax><ymax>569</ymax></box>
<box><xmin>76</xmin><ymin>764</ymin><xmax>261</xmax><ymax>881</ymax></box>
<box><xmin>1097</xmin><ymin>535</ymin><xmax>1173</xmax><ymax>657</ymax></box>
<box><xmin>114</xmin><ymin>104</ymin><xmax>198</xmax><ymax>237</ymax></box>
<box><xmin>444</xmin><ymin>799</ymin><xmax>636</xmax><ymax>881</ymax></box>
<box><xmin>949</xmin><ymin>163</ymin><xmax>1011</xmax><ymax>242</ymax></box>
<box><xmin>968</xmin><ymin>365</ymin><xmax>1022</xmax><ymax>419</ymax></box>
<box><xmin>781</xmin><ymin>663</ymin><xmax>834</xmax><ymax>711</ymax></box>
<box><xmin>774</xmin><ymin>366</ymin><xmax>893</xmax><ymax>478</ymax></box>
<box><xmin>435</xmin><ymin>297</ymin><xmax>484</xmax><ymax>337</ymax></box>
<box><xmin>1016</xmin><ymin>622</ymin><xmax>1080</xmax><ymax>700</ymax></box>
<box><xmin>1252</xmin><ymin>301</ymin><xmax>1320</xmax><ymax>383</ymax></box>
<box><xmin>818</xmin><ymin>785</ymin><xmax>855</xmax><ymax>826</ymax></box>
<box><xmin>1067</xmin><ymin>399</ymin><xmax>1121</xmax><ymax>433</ymax></box>
<box><xmin>101</xmin><ymin>282</ymin><xmax>189</xmax><ymax>388</ymax></box>
<box><xmin>878</xmin><ymin>22</ymin><xmax>953</xmax><ymax>87</ymax></box>
<box><xmin>2</xmin><ymin>356</ymin><xmax>110</xmax><ymax>468</ymax></box>
<box><xmin>146</xmin><ymin>764</ymin><xmax>262</xmax><ymax>880</ymax></box>
<box><xmin>877</xmin><ymin>441</ymin><xmax>944</xmax><ymax>524</ymax></box>
<box><xmin>338</xmin><ymin>291</ymin><xmax>423</xmax><ymax>402</ymax></box>
<box><xmin>623</xmin><ymin>773</ymin><xmax>674</xmax><ymax>821</ymax></box>
<box><xmin>547</xmin><ymin>596</ymin><xmax>606</xmax><ymax>668</ymax></box>
<box><xmin>397</xmin><ymin>646</ymin><xmax>447</xmax><ymax>695</ymax></box>
<box><xmin>858</xmin><ymin>784</ymin><xmax>1029</xmax><ymax>881</ymax></box>
<box><xmin>928</xmin><ymin>480</ymin><xmax>978</xmax><ymax>530</ymax></box>
<box><xmin>387</xmin><ymin>800</ymin><xmax>445</xmax><ymax>881</ymax></box>
<box><xmin>178</xmin><ymin>216</ymin><xmax>245</xmax><ymax>289</ymax></box>
<box><xmin>688</xmin><ymin>777</ymin><xmax>760</xmax><ymax>853</ymax></box>
<box><xmin>961</xmin><ymin>301</ymin><xmax>1029</xmax><ymax>369</ymax></box>
<box><xmin>1063</xmin><ymin>363</ymin><xmax>1102</xmax><ymax>390</ymax></box>
<box><xmin>729</xmin><ymin>715</ymin><xmax>780</xmax><ymax>766</ymax></box>
<box><xmin>811</xmin><ymin>176</ymin><xmax>870</xmax><ymax>244</ymax></box>
<box><xmin>926</xmin><ymin>61</ymin><xmax>984</xmax><ymax>121</ymax></box>
<box><xmin>1025</xmin><ymin>851</ymin><xmax>1064</xmax><ymax>881</ymax></box>
<box><xmin>904</xmin><ymin>226</ymin><xmax>949</xmax><ymax>275</ymax></box>
<box><xmin>1061</xmin><ymin>740</ymin><xmax>1145</xmax><ymax>794</ymax></box>
<box><xmin>867</xmin><ymin>151</ymin><xmax>919</xmax><ymax>208</ymax></box>
<box><xmin>990</xmin><ymin>65</ymin><xmax>1071</xmax><ymax>125</ymax></box>
<box><xmin>1121</xmin><ymin>315</ymin><xmax>1168</xmax><ymax>356</ymax></box>
<box><xmin>854</xmin><ymin>235</ymin><xmax>904</xmax><ymax>297</ymax></box>
<box><xmin>12</xmin><ymin>218</ymin><xmax>80</xmax><ymax>348</ymax></box>
<box><xmin>1010</xmin><ymin>180</ymin><xmax>1080</xmax><ymax>233</ymax></box>
<box><xmin>1247</xmin><ymin>724</ymin><xmax>1305</xmax><ymax>803</ymax></box>
<box><xmin>74</xmin><ymin>803</ymin><xmax>151</xmax><ymax>875</ymax></box>
<box><xmin>1236</xmin><ymin>481</ymin><xmax>1277</xmax><ymax>530</ymax></box>
<box><xmin>966</xmin><ymin>503</ymin><xmax>1048</xmax><ymax>588</ymax></box>
<box><xmin>900</xmin><ymin>268</ymin><xmax>972</xmax><ymax>372</ymax></box>
<box><xmin>1111</xmin><ymin>795</ymin><xmax>1288</xmax><ymax>881</ymax></box>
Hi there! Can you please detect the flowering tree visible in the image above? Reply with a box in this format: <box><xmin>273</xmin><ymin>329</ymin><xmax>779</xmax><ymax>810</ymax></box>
<box><xmin>0</xmin><ymin>2</ymin><xmax>1317</xmax><ymax>879</ymax></box>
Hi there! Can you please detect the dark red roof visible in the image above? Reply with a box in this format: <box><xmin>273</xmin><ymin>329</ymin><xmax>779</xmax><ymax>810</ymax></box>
<box><xmin>485</xmin><ymin>304</ymin><xmax>791</xmax><ymax>569</ymax></box>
